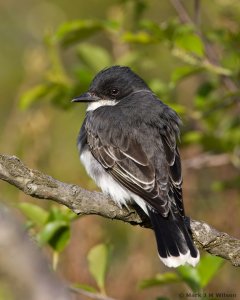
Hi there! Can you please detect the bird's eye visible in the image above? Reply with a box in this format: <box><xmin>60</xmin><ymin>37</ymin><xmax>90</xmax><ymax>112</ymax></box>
<box><xmin>111</xmin><ymin>88</ymin><xmax>119</xmax><ymax>96</ymax></box>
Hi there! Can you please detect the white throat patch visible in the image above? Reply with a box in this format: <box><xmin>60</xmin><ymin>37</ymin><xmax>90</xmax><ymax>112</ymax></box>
<box><xmin>87</xmin><ymin>99</ymin><xmax>118</xmax><ymax>112</ymax></box>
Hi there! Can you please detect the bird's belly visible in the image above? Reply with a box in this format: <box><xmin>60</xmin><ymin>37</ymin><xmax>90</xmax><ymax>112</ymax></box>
<box><xmin>80</xmin><ymin>148</ymin><xmax>148</xmax><ymax>214</ymax></box>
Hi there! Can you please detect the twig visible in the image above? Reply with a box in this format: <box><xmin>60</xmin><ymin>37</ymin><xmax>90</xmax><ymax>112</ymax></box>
<box><xmin>170</xmin><ymin>0</ymin><xmax>239</xmax><ymax>94</ymax></box>
<box><xmin>170</xmin><ymin>0</ymin><xmax>217</xmax><ymax>63</ymax></box>
<box><xmin>170</xmin><ymin>0</ymin><xmax>192</xmax><ymax>24</ymax></box>
<box><xmin>194</xmin><ymin>0</ymin><xmax>201</xmax><ymax>29</ymax></box>
<box><xmin>0</xmin><ymin>154</ymin><xmax>239</xmax><ymax>266</ymax></box>
<box><xmin>183</xmin><ymin>153</ymin><xmax>231</xmax><ymax>169</ymax></box>
<box><xmin>69</xmin><ymin>287</ymin><xmax>117</xmax><ymax>300</ymax></box>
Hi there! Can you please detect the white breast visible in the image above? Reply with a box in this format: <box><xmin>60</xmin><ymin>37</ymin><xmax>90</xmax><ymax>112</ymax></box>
<box><xmin>80</xmin><ymin>149</ymin><xmax>148</xmax><ymax>215</ymax></box>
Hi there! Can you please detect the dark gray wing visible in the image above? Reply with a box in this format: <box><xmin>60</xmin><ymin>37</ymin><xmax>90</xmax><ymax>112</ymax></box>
<box><xmin>161</xmin><ymin>134</ymin><xmax>184</xmax><ymax>217</ymax></box>
<box><xmin>84</xmin><ymin>105</ymin><xmax>184</xmax><ymax>217</ymax></box>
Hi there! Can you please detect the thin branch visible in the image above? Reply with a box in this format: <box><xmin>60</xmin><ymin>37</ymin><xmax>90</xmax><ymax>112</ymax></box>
<box><xmin>69</xmin><ymin>287</ymin><xmax>117</xmax><ymax>300</ymax></box>
<box><xmin>183</xmin><ymin>153</ymin><xmax>231</xmax><ymax>170</ymax></box>
<box><xmin>0</xmin><ymin>154</ymin><xmax>239</xmax><ymax>267</ymax></box>
<box><xmin>170</xmin><ymin>0</ymin><xmax>192</xmax><ymax>24</ymax></box>
<box><xmin>170</xmin><ymin>0</ymin><xmax>239</xmax><ymax>94</ymax></box>
<box><xmin>170</xmin><ymin>0</ymin><xmax>216</xmax><ymax>62</ymax></box>
<box><xmin>194</xmin><ymin>0</ymin><xmax>201</xmax><ymax>29</ymax></box>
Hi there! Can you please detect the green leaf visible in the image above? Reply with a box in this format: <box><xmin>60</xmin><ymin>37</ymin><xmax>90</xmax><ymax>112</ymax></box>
<box><xmin>38</xmin><ymin>220</ymin><xmax>70</xmax><ymax>252</ymax></box>
<box><xmin>171</xmin><ymin>66</ymin><xmax>202</xmax><ymax>83</ymax></box>
<box><xmin>49</xmin><ymin>85</ymin><xmax>72</xmax><ymax>109</ymax></box>
<box><xmin>198</xmin><ymin>81</ymin><xmax>215</xmax><ymax>97</ymax></box>
<box><xmin>177</xmin><ymin>255</ymin><xmax>224</xmax><ymax>292</ymax></box>
<box><xmin>54</xmin><ymin>20</ymin><xmax>104</xmax><ymax>46</ymax></box>
<box><xmin>72</xmin><ymin>283</ymin><xmax>97</xmax><ymax>293</ymax></box>
<box><xmin>77</xmin><ymin>43</ymin><xmax>112</xmax><ymax>72</ymax></box>
<box><xmin>197</xmin><ymin>255</ymin><xmax>224</xmax><ymax>288</ymax></box>
<box><xmin>194</xmin><ymin>81</ymin><xmax>215</xmax><ymax>110</ymax></box>
<box><xmin>50</xmin><ymin>226</ymin><xmax>70</xmax><ymax>252</ymax></box>
<box><xmin>122</xmin><ymin>31</ymin><xmax>157</xmax><ymax>44</ymax></box>
<box><xmin>19</xmin><ymin>203</ymin><xmax>48</xmax><ymax>226</ymax></box>
<box><xmin>140</xmin><ymin>272</ymin><xmax>181</xmax><ymax>289</ymax></box>
<box><xmin>183</xmin><ymin>131</ymin><xmax>203</xmax><ymax>144</ymax></box>
<box><xmin>19</xmin><ymin>84</ymin><xmax>51</xmax><ymax>110</ymax></box>
<box><xmin>87</xmin><ymin>243</ymin><xmax>110</xmax><ymax>293</ymax></box>
<box><xmin>175</xmin><ymin>27</ymin><xmax>204</xmax><ymax>57</ymax></box>
<box><xmin>140</xmin><ymin>19</ymin><xmax>179</xmax><ymax>42</ymax></box>
<box><xmin>177</xmin><ymin>265</ymin><xmax>201</xmax><ymax>292</ymax></box>
<box><xmin>102</xmin><ymin>20</ymin><xmax>120</xmax><ymax>31</ymax></box>
<box><xmin>47</xmin><ymin>206</ymin><xmax>77</xmax><ymax>223</ymax></box>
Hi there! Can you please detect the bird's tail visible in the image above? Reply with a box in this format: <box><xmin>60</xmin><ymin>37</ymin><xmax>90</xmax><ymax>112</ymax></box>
<box><xmin>148</xmin><ymin>208</ymin><xmax>200</xmax><ymax>268</ymax></box>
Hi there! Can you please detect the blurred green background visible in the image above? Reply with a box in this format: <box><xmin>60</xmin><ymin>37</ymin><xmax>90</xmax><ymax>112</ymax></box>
<box><xmin>0</xmin><ymin>0</ymin><xmax>240</xmax><ymax>299</ymax></box>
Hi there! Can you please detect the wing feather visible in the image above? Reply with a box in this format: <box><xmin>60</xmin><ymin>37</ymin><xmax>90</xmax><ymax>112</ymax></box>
<box><xmin>84</xmin><ymin>106</ymin><xmax>184</xmax><ymax>218</ymax></box>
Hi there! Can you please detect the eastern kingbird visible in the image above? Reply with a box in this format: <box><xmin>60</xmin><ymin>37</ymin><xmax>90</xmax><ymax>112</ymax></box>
<box><xmin>72</xmin><ymin>66</ymin><xmax>199</xmax><ymax>267</ymax></box>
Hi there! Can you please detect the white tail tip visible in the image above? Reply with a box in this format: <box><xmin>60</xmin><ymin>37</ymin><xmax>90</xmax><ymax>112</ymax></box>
<box><xmin>159</xmin><ymin>250</ymin><xmax>200</xmax><ymax>268</ymax></box>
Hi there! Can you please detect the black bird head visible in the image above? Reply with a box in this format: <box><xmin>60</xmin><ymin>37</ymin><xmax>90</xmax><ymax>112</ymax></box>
<box><xmin>72</xmin><ymin>66</ymin><xmax>149</xmax><ymax>104</ymax></box>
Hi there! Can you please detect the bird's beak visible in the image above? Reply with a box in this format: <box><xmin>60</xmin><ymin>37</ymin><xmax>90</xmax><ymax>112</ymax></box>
<box><xmin>71</xmin><ymin>92</ymin><xmax>101</xmax><ymax>103</ymax></box>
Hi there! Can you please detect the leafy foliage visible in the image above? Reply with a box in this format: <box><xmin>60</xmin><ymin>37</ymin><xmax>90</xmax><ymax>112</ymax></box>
<box><xmin>19</xmin><ymin>203</ymin><xmax>76</xmax><ymax>253</ymax></box>
<box><xmin>87</xmin><ymin>243</ymin><xmax>111</xmax><ymax>294</ymax></box>
<box><xmin>140</xmin><ymin>254</ymin><xmax>224</xmax><ymax>299</ymax></box>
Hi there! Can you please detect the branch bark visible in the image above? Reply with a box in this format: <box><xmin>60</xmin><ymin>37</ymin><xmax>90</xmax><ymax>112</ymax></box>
<box><xmin>0</xmin><ymin>154</ymin><xmax>239</xmax><ymax>267</ymax></box>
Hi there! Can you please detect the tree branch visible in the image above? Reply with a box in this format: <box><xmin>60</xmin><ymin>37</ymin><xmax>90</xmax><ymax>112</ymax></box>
<box><xmin>0</xmin><ymin>154</ymin><xmax>239</xmax><ymax>267</ymax></box>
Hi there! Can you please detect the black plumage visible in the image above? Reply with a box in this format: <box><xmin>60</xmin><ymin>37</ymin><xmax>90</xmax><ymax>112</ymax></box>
<box><xmin>73</xmin><ymin>66</ymin><xmax>199</xmax><ymax>267</ymax></box>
